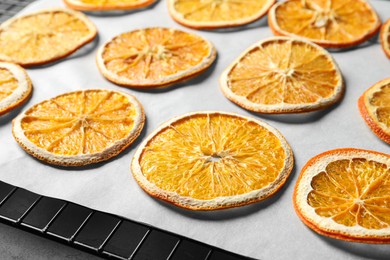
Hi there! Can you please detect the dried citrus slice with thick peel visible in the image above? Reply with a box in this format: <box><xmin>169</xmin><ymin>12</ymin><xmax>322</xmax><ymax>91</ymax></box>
<box><xmin>167</xmin><ymin>0</ymin><xmax>276</xmax><ymax>29</ymax></box>
<box><xmin>132</xmin><ymin>111</ymin><xmax>293</xmax><ymax>210</ymax></box>
<box><xmin>0</xmin><ymin>8</ymin><xmax>97</xmax><ymax>67</ymax></box>
<box><xmin>0</xmin><ymin>62</ymin><xmax>32</xmax><ymax>116</ymax></box>
<box><xmin>358</xmin><ymin>78</ymin><xmax>390</xmax><ymax>145</ymax></box>
<box><xmin>220</xmin><ymin>37</ymin><xmax>344</xmax><ymax>114</ymax></box>
<box><xmin>13</xmin><ymin>89</ymin><xmax>145</xmax><ymax>166</ymax></box>
<box><xmin>97</xmin><ymin>27</ymin><xmax>216</xmax><ymax>89</ymax></box>
<box><xmin>380</xmin><ymin>19</ymin><xmax>390</xmax><ymax>59</ymax></box>
<box><xmin>268</xmin><ymin>0</ymin><xmax>381</xmax><ymax>48</ymax></box>
<box><xmin>294</xmin><ymin>149</ymin><xmax>390</xmax><ymax>243</ymax></box>
<box><xmin>64</xmin><ymin>0</ymin><xmax>155</xmax><ymax>11</ymax></box>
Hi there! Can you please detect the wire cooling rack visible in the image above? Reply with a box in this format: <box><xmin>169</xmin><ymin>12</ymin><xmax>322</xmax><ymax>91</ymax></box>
<box><xmin>0</xmin><ymin>0</ymin><xmax>33</xmax><ymax>23</ymax></box>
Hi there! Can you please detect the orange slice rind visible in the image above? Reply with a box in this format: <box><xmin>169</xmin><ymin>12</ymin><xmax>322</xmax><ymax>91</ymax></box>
<box><xmin>220</xmin><ymin>37</ymin><xmax>344</xmax><ymax>114</ymax></box>
<box><xmin>380</xmin><ymin>19</ymin><xmax>390</xmax><ymax>59</ymax></box>
<box><xmin>268</xmin><ymin>0</ymin><xmax>381</xmax><ymax>48</ymax></box>
<box><xmin>167</xmin><ymin>0</ymin><xmax>276</xmax><ymax>29</ymax></box>
<box><xmin>64</xmin><ymin>0</ymin><xmax>156</xmax><ymax>11</ymax></box>
<box><xmin>358</xmin><ymin>78</ymin><xmax>390</xmax><ymax>145</ymax></box>
<box><xmin>132</xmin><ymin>111</ymin><xmax>294</xmax><ymax>210</ymax></box>
<box><xmin>97</xmin><ymin>27</ymin><xmax>216</xmax><ymax>89</ymax></box>
<box><xmin>0</xmin><ymin>62</ymin><xmax>32</xmax><ymax>116</ymax></box>
<box><xmin>13</xmin><ymin>89</ymin><xmax>145</xmax><ymax>166</ymax></box>
<box><xmin>294</xmin><ymin>148</ymin><xmax>390</xmax><ymax>243</ymax></box>
<box><xmin>0</xmin><ymin>8</ymin><xmax>97</xmax><ymax>67</ymax></box>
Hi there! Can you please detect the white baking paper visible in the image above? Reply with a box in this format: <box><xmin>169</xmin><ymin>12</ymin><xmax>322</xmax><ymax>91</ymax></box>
<box><xmin>0</xmin><ymin>0</ymin><xmax>389</xmax><ymax>259</ymax></box>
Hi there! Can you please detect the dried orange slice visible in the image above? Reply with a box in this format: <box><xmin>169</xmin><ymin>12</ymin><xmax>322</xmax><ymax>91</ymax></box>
<box><xmin>220</xmin><ymin>37</ymin><xmax>344</xmax><ymax>114</ymax></box>
<box><xmin>0</xmin><ymin>62</ymin><xmax>32</xmax><ymax>116</ymax></box>
<box><xmin>97</xmin><ymin>27</ymin><xmax>216</xmax><ymax>89</ymax></box>
<box><xmin>294</xmin><ymin>148</ymin><xmax>390</xmax><ymax>243</ymax></box>
<box><xmin>380</xmin><ymin>19</ymin><xmax>390</xmax><ymax>59</ymax></box>
<box><xmin>167</xmin><ymin>0</ymin><xmax>276</xmax><ymax>29</ymax></box>
<box><xmin>132</xmin><ymin>111</ymin><xmax>293</xmax><ymax>210</ymax></box>
<box><xmin>358</xmin><ymin>78</ymin><xmax>390</xmax><ymax>145</ymax></box>
<box><xmin>268</xmin><ymin>0</ymin><xmax>381</xmax><ymax>48</ymax></box>
<box><xmin>13</xmin><ymin>89</ymin><xmax>145</xmax><ymax>166</ymax></box>
<box><xmin>0</xmin><ymin>8</ymin><xmax>97</xmax><ymax>67</ymax></box>
<box><xmin>64</xmin><ymin>0</ymin><xmax>155</xmax><ymax>11</ymax></box>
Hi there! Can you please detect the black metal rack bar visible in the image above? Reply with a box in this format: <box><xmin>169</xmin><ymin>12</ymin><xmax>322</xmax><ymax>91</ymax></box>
<box><xmin>0</xmin><ymin>0</ymin><xmax>33</xmax><ymax>23</ymax></box>
<box><xmin>0</xmin><ymin>181</ymin><xmax>254</xmax><ymax>260</ymax></box>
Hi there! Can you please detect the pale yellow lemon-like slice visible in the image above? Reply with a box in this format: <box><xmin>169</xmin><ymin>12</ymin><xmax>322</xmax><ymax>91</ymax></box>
<box><xmin>13</xmin><ymin>89</ymin><xmax>145</xmax><ymax>166</ymax></box>
<box><xmin>0</xmin><ymin>8</ymin><xmax>97</xmax><ymax>67</ymax></box>
<box><xmin>132</xmin><ymin>111</ymin><xmax>293</xmax><ymax>210</ymax></box>
<box><xmin>294</xmin><ymin>149</ymin><xmax>390</xmax><ymax>243</ymax></box>
<box><xmin>220</xmin><ymin>37</ymin><xmax>344</xmax><ymax>114</ymax></box>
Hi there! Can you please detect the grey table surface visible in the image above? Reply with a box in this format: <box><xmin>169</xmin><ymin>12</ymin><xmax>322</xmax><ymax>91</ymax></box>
<box><xmin>0</xmin><ymin>0</ymin><xmax>390</xmax><ymax>260</ymax></box>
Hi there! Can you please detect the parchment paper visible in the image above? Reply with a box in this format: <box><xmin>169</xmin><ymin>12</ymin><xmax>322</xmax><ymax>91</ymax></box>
<box><xmin>0</xmin><ymin>1</ymin><xmax>389</xmax><ymax>259</ymax></box>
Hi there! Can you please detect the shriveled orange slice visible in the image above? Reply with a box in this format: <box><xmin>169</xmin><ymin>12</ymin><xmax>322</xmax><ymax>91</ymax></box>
<box><xmin>358</xmin><ymin>78</ymin><xmax>390</xmax><ymax>145</ymax></box>
<box><xmin>0</xmin><ymin>62</ymin><xmax>32</xmax><ymax>116</ymax></box>
<box><xmin>380</xmin><ymin>19</ymin><xmax>390</xmax><ymax>59</ymax></box>
<box><xmin>13</xmin><ymin>89</ymin><xmax>145</xmax><ymax>166</ymax></box>
<box><xmin>167</xmin><ymin>0</ymin><xmax>276</xmax><ymax>29</ymax></box>
<box><xmin>0</xmin><ymin>8</ymin><xmax>97</xmax><ymax>67</ymax></box>
<box><xmin>294</xmin><ymin>148</ymin><xmax>390</xmax><ymax>243</ymax></box>
<box><xmin>268</xmin><ymin>0</ymin><xmax>381</xmax><ymax>48</ymax></box>
<box><xmin>97</xmin><ymin>27</ymin><xmax>216</xmax><ymax>89</ymax></box>
<box><xmin>64</xmin><ymin>0</ymin><xmax>155</xmax><ymax>11</ymax></box>
<box><xmin>132</xmin><ymin>111</ymin><xmax>293</xmax><ymax>210</ymax></box>
<box><xmin>220</xmin><ymin>37</ymin><xmax>344</xmax><ymax>114</ymax></box>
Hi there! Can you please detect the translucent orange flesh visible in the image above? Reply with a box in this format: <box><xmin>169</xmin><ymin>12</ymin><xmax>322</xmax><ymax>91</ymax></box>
<box><xmin>370</xmin><ymin>84</ymin><xmax>390</xmax><ymax>128</ymax></box>
<box><xmin>274</xmin><ymin>0</ymin><xmax>378</xmax><ymax>43</ymax></box>
<box><xmin>21</xmin><ymin>90</ymin><xmax>137</xmax><ymax>155</ymax></box>
<box><xmin>308</xmin><ymin>158</ymin><xmax>390</xmax><ymax>229</ymax></box>
<box><xmin>0</xmin><ymin>11</ymin><xmax>92</xmax><ymax>64</ymax></box>
<box><xmin>0</xmin><ymin>68</ymin><xmax>18</xmax><ymax>101</ymax></box>
<box><xmin>73</xmin><ymin>0</ymin><xmax>147</xmax><ymax>6</ymax></box>
<box><xmin>139</xmin><ymin>114</ymin><xmax>286</xmax><ymax>200</ymax></box>
<box><xmin>102</xmin><ymin>28</ymin><xmax>211</xmax><ymax>83</ymax></box>
<box><xmin>227</xmin><ymin>39</ymin><xmax>339</xmax><ymax>105</ymax></box>
<box><xmin>173</xmin><ymin>0</ymin><xmax>270</xmax><ymax>23</ymax></box>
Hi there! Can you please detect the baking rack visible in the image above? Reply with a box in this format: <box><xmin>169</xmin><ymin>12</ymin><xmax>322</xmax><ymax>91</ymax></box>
<box><xmin>0</xmin><ymin>181</ymin><xmax>252</xmax><ymax>260</ymax></box>
<box><xmin>0</xmin><ymin>0</ymin><xmax>33</xmax><ymax>23</ymax></box>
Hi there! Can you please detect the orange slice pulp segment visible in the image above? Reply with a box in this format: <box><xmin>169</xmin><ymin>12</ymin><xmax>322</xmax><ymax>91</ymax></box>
<box><xmin>97</xmin><ymin>27</ymin><xmax>216</xmax><ymax>88</ymax></box>
<box><xmin>0</xmin><ymin>9</ymin><xmax>96</xmax><ymax>66</ymax></box>
<box><xmin>269</xmin><ymin>0</ymin><xmax>381</xmax><ymax>48</ymax></box>
<box><xmin>294</xmin><ymin>149</ymin><xmax>390</xmax><ymax>243</ymax></box>
<box><xmin>13</xmin><ymin>89</ymin><xmax>144</xmax><ymax>166</ymax></box>
<box><xmin>168</xmin><ymin>0</ymin><xmax>276</xmax><ymax>29</ymax></box>
<box><xmin>220</xmin><ymin>37</ymin><xmax>343</xmax><ymax>113</ymax></box>
<box><xmin>132</xmin><ymin>112</ymin><xmax>293</xmax><ymax>210</ymax></box>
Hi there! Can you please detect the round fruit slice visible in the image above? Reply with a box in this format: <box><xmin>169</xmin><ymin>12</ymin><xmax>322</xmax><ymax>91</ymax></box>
<box><xmin>0</xmin><ymin>62</ymin><xmax>32</xmax><ymax>116</ymax></box>
<box><xmin>97</xmin><ymin>27</ymin><xmax>216</xmax><ymax>89</ymax></box>
<box><xmin>0</xmin><ymin>8</ymin><xmax>97</xmax><ymax>67</ymax></box>
<box><xmin>13</xmin><ymin>89</ymin><xmax>145</xmax><ymax>166</ymax></box>
<box><xmin>294</xmin><ymin>148</ymin><xmax>390</xmax><ymax>243</ymax></box>
<box><xmin>132</xmin><ymin>111</ymin><xmax>293</xmax><ymax>210</ymax></box>
<box><xmin>358</xmin><ymin>78</ymin><xmax>390</xmax><ymax>145</ymax></box>
<box><xmin>380</xmin><ymin>19</ymin><xmax>390</xmax><ymax>59</ymax></box>
<box><xmin>167</xmin><ymin>0</ymin><xmax>276</xmax><ymax>29</ymax></box>
<box><xmin>220</xmin><ymin>37</ymin><xmax>344</xmax><ymax>114</ymax></box>
<box><xmin>64</xmin><ymin>0</ymin><xmax>155</xmax><ymax>11</ymax></box>
<box><xmin>268</xmin><ymin>0</ymin><xmax>381</xmax><ymax>48</ymax></box>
